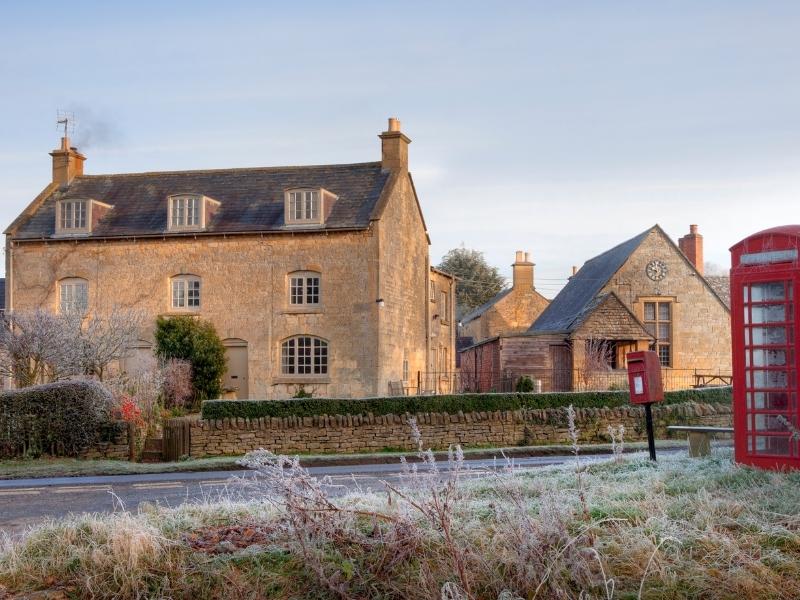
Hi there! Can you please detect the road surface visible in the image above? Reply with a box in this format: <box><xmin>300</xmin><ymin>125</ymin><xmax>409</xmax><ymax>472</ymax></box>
<box><xmin>0</xmin><ymin>450</ymin><xmax>672</xmax><ymax>536</ymax></box>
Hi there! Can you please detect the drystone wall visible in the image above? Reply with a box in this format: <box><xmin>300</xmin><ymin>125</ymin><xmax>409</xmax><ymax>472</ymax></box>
<box><xmin>79</xmin><ymin>422</ymin><xmax>133</xmax><ymax>460</ymax></box>
<box><xmin>189</xmin><ymin>401</ymin><xmax>732</xmax><ymax>457</ymax></box>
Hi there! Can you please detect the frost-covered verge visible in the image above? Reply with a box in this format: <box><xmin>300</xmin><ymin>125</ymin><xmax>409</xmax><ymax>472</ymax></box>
<box><xmin>1</xmin><ymin>447</ymin><xmax>798</xmax><ymax>599</ymax></box>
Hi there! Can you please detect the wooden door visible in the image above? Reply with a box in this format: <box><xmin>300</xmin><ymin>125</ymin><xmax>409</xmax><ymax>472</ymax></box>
<box><xmin>550</xmin><ymin>345</ymin><xmax>572</xmax><ymax>392</ymax></box>
<box><xmin>223</xmin><ymin>340</ymin><xmax>249</xmax><ymax>399</ymax></box>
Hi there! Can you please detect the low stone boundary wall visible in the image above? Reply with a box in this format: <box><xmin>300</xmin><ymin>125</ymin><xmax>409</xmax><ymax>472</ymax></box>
<box><xmin>80</xmin><ymin>422</ymin><xmax>133</xmax><ymax>460</ymax></box>
<box><xmin>189</xmin><ymin>401</ymin><xmax>732</xmax><ymax>457</ymax></box>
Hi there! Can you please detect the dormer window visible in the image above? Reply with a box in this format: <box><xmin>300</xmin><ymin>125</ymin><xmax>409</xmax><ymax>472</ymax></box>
<box><xmin>167</xmin><ymin>194</ymin><xmax>219</xmax><ymax>231</ymax></box>
<box><xmin>284</xmin><ymin>188</ymin><xmax>337</xmax><ymax>226</ymax></box>
<box><xmin>61</xmin><ymin>200</ymin><xmax>86</xmax><ymax>229</ymax></box>
<box><xmin>55</xmin><ymin>199</ymin><xmax>112</xmax><ymax>236</ymax></box>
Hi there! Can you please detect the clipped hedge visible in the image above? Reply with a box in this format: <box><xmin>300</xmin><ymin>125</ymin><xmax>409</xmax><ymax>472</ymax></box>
<box><xmin>0</xmin><ymin>380</ymin><xmax>115</xmax><ymax>458</ymax></box>
<box><xmin>202</xmin><ymin>386</ymin><xmax>732</xmax><ymax>421</ymax></box>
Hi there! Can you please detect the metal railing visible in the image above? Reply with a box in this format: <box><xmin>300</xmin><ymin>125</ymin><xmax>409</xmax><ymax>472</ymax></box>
<box><xmin>402</xmin><ymin>369</ymin><xmax>731</xmax><ymax>396</ymax></box>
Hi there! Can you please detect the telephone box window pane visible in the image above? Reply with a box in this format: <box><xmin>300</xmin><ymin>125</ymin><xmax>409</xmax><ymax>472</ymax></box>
<box><xmin>644</xmin><ymin>303</ymin><xmax>655</xmax><ymax>321</ymax></box>
<box><xmin>751</xmin><ymin>305</ymin><xmax>786</xmax><ymax>324</ymax></box>
<box><xmin>751</xmin><ymin>349</ymin><xmax>787</xmax><ymax>367</ymax></box>
<box><xmin>749</xmin><ymin>392</ymin><xmax>792</xmax><ymax>411</ymax></box>
<box><xmin>750</xmin><ymin>326</ymin><xmax>787</xmax><ymax>345</ymax></box>
<box><xmin>752</xmin><ymin>370</ymin><xmax>788</xmax><ymax>389</ymax></box>
<box><xmin>750</xmin><ymin>283</ymin><xmax>786</xmax><ymax>302</ymax></box>
<box><xmin>752</xmin><ymin>435</ymin><xmax>791</xmax><ymax>456</ymax></box>
<box><xmin>754</xmin><ymin>414</ymin><xmax>791</xmax><ymax>432</ymax></box>
<box><xmin>743</xmin><ymin>287</ymin><xmax>749</xmax><ymax>303</ymax></box>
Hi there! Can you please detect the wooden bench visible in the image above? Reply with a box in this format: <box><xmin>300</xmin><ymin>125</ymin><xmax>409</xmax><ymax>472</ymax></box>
<box><xmin>667</xmin><ymin>426</ymin><xmax>734</xmax><ymax>457</ymax></box>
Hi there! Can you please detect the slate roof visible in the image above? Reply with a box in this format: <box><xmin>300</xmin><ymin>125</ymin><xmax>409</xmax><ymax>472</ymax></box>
<box><xmin>460</xmin><ymin>288</ymin><xmax>512</xmax><ymax>324</ymax></box>
<box><xmin>705</xmin><ymin>275</ymin><xmax>731</xmax><ymax>308</ymax></box>
<box><xmin>11</xmin><ymin>162</ymin><xmax>390</xmax><ymax>239</ymax></box>
<box><xmin>530</xmin><ymin>229</ymin><xmax>651</xmax><ymax>333</ymax></box>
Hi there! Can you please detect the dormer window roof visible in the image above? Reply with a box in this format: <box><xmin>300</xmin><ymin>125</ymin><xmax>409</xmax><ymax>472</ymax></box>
<box><xmin>54</xmin><ymin>198</ymin><xmax>113</xmax><ymax>237</ymax></box>
<box><xmin>284</xmin><ymin>188</ymin><xmax>337</xmax><ymax>227</ymax></box>
<box><xmin>167</xmin><ymin>194</ymin><xmax>220</xmax><ymax>231</ymax></box>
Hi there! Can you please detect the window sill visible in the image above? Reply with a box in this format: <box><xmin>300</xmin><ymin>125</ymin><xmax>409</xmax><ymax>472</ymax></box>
<box><xmin>273</xmin><ymin>376</ymin><xmax>331</xmax><ymax>385</ymax></box>
<box><xmin>282</xmin><ymin>306</ymin><xmax>324</xmax><ymax>315</ymax></box>
<box><xmin>162</xmin><ymin>310</ymin><xmax>202</xmax><ymax>317</ymax></box>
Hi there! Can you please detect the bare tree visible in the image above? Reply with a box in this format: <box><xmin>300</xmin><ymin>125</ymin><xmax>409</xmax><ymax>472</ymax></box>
<box><xmin>578</xmin><ymin>337</ymin><xmax>614</xmax><ymax>390</ymax></box>
<box><xmin>0</xmin><ymin>310</ymin><xmax>80</xmax><ymax>387</ymax></box>
<box><xmin>76</xmin><ymin>307</ymin><xmax>144</xmax><ymax>380</ymax></box>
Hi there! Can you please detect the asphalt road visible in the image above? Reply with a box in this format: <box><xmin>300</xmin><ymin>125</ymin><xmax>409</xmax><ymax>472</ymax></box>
<box><xmin>0</xmin><ymin>451</ymin><xmax>671</xmax><ymax>537</ymax></box>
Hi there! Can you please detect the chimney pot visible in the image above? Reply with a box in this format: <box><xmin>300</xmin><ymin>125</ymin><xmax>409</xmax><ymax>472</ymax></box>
<box><xmin>524</xmin><ymin>252</ymin><xmax>530</xmax><ymax>262</ymax></box>
<box><xmin>572</xmin><ymin>266</ymin><xmax>578</xmax><ymax>276</ymax></box>
<box><xmin>50</xmin><ymin>137</ymin><xmax>85</xmax><ymax>185</ymax></box>
<box><xmin>678</xmin><ymin>224</ymin><xmax>704</xmax><ymax>275</ymax></box>
<box><xmin>512</xmin><ymin>250</ymin><xmax>535</xmax><ymax>290</ymax></box>
<box><xmin>379</xmin><ymin>117</ymin><xmax>411</xmax><ymax>172</ymax></box>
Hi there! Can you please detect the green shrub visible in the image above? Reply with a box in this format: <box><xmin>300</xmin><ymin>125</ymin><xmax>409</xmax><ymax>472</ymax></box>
<box><xmin>515</xmin><ymin>376</ymin><xmax>534</xmax><ymax>393</ymax></box>
<box><xmin>154</xmin><ymin>316</ymin><xmax>227</xmax><ymax>403</ymax></box>
<box><xmin>202</xmin><ymin>386</ymin><xmax>731</xmax><ymax>421</ymax></box>
<box><xmin>0</xmin><ymin>380</ymin><xmax>115</xmax><ymax>458</ymax></box>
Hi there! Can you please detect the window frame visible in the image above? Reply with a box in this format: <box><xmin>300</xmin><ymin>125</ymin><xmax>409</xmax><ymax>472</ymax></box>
<box><xmin>284</xmin><ymin>188</ymin><xmax>330</xmax><ymax>226</ymax></box>
<box><xmin>167</xmin><ymin>194</ymin><xmax>218</xmax><ymax>231</ymax></box>
<box><xmin>58</xmin><ymin>277</ymin><xmax>89</xmax><ymax>315</ymax></box>
<box><xmin>288</xmin><ymin>271</ymin><xmax>321</xmax><ymax>308</ymax></box>
<box><xmin>643</xmin><ymin>299</ymin><xmax>672</xmax><ymax>367</ymax></box>
<box><xmin>170</xmin><ymin>275</ymin><xmax>202</xmax><ymax>311</ymax></box>
<box><xmin>280</xmin><ymin>336</ymin><xmax>329</xmax><ymax>377</ymax></box>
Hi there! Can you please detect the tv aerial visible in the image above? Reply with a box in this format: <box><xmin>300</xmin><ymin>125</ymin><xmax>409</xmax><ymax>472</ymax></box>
<box><xmin>56</xmin><ymin>110</ymin><xmax>77</xmax><ymax>138</ymax></box>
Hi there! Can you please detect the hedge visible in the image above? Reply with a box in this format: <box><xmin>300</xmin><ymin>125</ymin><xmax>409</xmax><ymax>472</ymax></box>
<box><xmin>0</xmin><ymin>380</ymin><xmax>115</xmax><ymax>458</ymax></box>
<box><xmin>201</xmin><ymin>386</ymin><xmax>732</xmax><ymax>421</ymax></box>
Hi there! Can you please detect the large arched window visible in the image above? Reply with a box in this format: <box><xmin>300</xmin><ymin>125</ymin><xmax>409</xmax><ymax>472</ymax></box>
<box><xmin>281</xmin><ymin>336</ymin><xmax>328</xmax><ymax>375</ymax></box>
<box><xmin>58</xmin><ymin>277</ymin><xmax>89</xmax><ymax>315</ymax></box>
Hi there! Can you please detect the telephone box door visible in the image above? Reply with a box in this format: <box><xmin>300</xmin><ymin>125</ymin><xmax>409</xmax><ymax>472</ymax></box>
<box><xmin>731</xmin><ymin>226</ymin><xmax>800</xmax><ymax>470</ymax></box>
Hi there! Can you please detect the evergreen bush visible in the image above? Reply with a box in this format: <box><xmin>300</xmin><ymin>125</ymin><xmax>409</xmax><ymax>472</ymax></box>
<box><xmin>0</xmin><ymin>380</ymin><xmax>116</xmax><ymax>457</ymax></box>
<box><xmin>202</xmin><ymin>386</ymin><xmax>731</xmax><ymax>421</ymax></box>
<box><xmin>154</xmin><ymin>316</ymin><xmax>227</xmax><ymax>403</ymax></box>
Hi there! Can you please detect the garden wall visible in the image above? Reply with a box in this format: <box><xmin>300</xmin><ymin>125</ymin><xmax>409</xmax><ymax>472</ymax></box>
<box><xmin>189</xmin><ymin>401</ymin><xmax>732</xmax><ymax>457</ymax></box>
<box><xmin>79</xmin><ymin>422</ymin><xmax>133</xmax><ymax>460</ymax></box>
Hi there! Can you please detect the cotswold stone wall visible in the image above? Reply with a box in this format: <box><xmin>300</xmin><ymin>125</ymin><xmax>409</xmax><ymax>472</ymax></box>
<box><xmin>80</xmin><ymin>422</ymin><xmax>132</xmax><ymax>460</ymax></box>
<box><xmin>189</xmin><ymin>401</ymin><xmax>732</xmax><ymax>457</ymax></box>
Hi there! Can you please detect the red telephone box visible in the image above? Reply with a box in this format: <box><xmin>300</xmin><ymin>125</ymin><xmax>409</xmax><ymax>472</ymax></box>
<box><xmin>730</xmin><ymin>226</ymin><xmax>800</xmax><ymax>470</ymax></box>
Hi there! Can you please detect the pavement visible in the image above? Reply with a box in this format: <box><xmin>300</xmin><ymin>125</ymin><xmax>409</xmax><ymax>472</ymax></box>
<box><xmin>0</xmin><ymin>449</ymin><xmax>687</xmax><ymax>537</ymax></box>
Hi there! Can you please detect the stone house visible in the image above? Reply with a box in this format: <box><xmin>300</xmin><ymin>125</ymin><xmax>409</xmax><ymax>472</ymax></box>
<box><xmin>458</xmin><ymin>250</ymin><xmax>550</xmax><ymax>344</ymax></box>
<box><xmin>4</xmin><ymin>118</ymin><xmax>455</xmax><ymax>399</ymax></box>
<box><xmin>460</xmin><ymin>225</ymin><xmax>731</xmax><ymax>392</ymax></box>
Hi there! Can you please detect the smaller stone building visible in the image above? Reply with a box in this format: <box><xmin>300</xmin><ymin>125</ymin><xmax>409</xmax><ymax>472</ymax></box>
<box><xmin>460</xmin><ymin>225</ymin><xmax>731</xmax><ymax>392</ymax></box>
<box><xmin>459</xmin><ymin>250</ymin><xmax>549</xmax><ymax>343</ymax></box>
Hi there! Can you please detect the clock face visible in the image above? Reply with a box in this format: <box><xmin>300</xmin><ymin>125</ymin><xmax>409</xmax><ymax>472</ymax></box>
<box><xmin>646</xmin><ymin>259</ymin><xmax>668</xmax><ymax>281</ymax></box>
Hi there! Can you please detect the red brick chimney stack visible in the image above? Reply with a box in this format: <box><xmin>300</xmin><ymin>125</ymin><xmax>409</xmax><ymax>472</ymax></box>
<box><xmin>379</xmin><ymin>117</ymin><xmax>411</xmax><ymax>173</ymax></box>
<box><xmin>678</xmin><ymin>224</ymin><xmax>704</xmax><ymax>275</ymax></box>
<box><xmin>512</xmin><ymin>250</ymin><xmax>535</xmax><ymax>290</ymax></box>
<box><xmin>50</xmin><ymin>136</ymin><xmax>85</xmax><ymax>185</ymax></box>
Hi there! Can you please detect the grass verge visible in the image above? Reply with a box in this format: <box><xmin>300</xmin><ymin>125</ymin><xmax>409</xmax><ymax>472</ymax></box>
<box><xmin>1</xmin><ymin>446</ymin><xmax>794</xmax><ymax>599</ymax></box>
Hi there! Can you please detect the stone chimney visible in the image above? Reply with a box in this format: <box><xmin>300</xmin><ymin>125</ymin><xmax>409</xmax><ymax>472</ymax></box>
<box><xmin>379</xmin><ymin>117</ymin><xmax>411</xmax><ymax>173</ymax></box>
<box><xmin>678</xmin><ymin>224</ymin><xmax>704</xmax><ymax>275</ymax></box>
<box><xmin>512</xmin><ymin>250</ymin><xmax>535</xmax><ymax>290</ymax></box>
<box><xmin>50</xmin><ymin>137</ymin><xmax>85</xmax><ymax>185</ymax></box>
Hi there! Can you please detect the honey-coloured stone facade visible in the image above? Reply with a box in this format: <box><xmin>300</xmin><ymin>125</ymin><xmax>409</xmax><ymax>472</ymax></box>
<box><xmin>5</xmin><ymin>120</ymin><xmax>455</xmax><ymax>399</ymax></box>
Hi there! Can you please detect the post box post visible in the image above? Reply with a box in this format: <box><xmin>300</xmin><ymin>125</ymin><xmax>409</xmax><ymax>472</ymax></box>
<box><xmin>626</xmin><ymin>350</ymin><xmax>664</xmax><ymax>461</ymax></box>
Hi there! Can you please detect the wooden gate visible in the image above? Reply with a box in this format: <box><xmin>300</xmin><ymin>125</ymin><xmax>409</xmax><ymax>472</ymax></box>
<box><xmin>163</xmin><ymin>417</ymin><xmax>194</xmax><ymax>461</ymax></box>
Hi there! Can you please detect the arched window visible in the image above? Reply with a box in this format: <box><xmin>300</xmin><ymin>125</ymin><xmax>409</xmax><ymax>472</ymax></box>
<box><xmin>288</xmin><ymin>271</ymin><xmax>321</xmax><ymax>306</ymax></box>
<box><xmin>58</xmin><ymin>277</ymin><xmax>88</xmax><ymax>315</ymax></box>
<box><xmin>281</xmin><ymin>336</ymin><xmax>328</xmax><ymax>375</ymax></box>
<box><xmin>170</xmin><ymin>275</ymin><xmax>201</xmax><ymax>310</ymax></box>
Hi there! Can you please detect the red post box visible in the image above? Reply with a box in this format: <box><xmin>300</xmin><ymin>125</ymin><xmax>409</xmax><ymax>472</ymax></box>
<box><xmin>730</xmin><ymin>226</ymin><xmax>800</xmax><ymax>470</ymax></box>
<box><xmin>626</xmin><ymin>351</ymin><xmax>664</xmax><ymax>404</ymax></box>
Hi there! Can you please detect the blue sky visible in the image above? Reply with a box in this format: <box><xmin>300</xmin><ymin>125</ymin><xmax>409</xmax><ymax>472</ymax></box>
<box><xmin>1</xmin><ymin>1</ymin><xmax>798</xmax><ymax>295</ymax></box>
